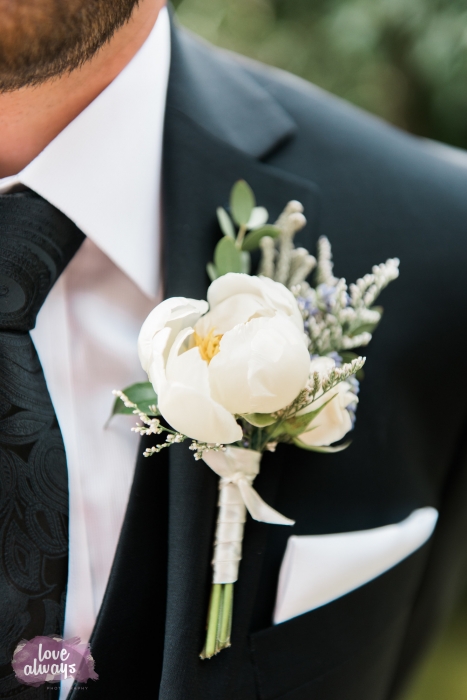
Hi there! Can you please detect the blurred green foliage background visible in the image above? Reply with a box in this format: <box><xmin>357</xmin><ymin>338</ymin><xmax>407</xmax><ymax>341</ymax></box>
<box><xmin>404</xmin><ymin>593</ymin><xmax>467</xmax><ymax>700</ymax></box>
<box><xmin>173</xmin><ymin>0</ymin><xmax>467</xmax><ymax>149</ymax></box>
<box><xmin>173</xmin><ymin>0</ymin><xmax>467</xmax><ymax>697</ymax></box>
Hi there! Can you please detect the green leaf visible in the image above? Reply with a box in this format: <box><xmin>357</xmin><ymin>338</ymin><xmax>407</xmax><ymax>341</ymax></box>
<box><xmin>339</xmin><ymin>351</ymin><xmax>359</xmax><ymax>364</ymax></box>
<box><xmin>230</xmin><ymin>180</ymin><xmax>255</xmax><ymax>226</ymax></box>
<box><xmin>206</xmin><ymin>262</ymin><xmax>219</xmax><ymax>282</ymax></box>
<box><xmin>348</xmin><ymin>307</ymin><xmax>383</xmax><ymax>337</ymax></box>
<box><xmin>241</xmin><ymin>252</ymin><xmax>251</xmax><ymax>274</ymax></box>
<box><xmin>214</xmin><ymin>236</ymin><xmax>243</xmax><ymax>276</ymax></box>
<box><xmin>246</xmin><ymin>206</ymin><xmax>269</xmax><ymax>230</ymax></box>
<box><xmin>109</xmin><ymin>382</ymin><xmax>159</xmax><ymax>422</ymax></box>
<box><xmin>348</xmin><ymin>321</ymin><xmax>380</xmax><ymax>336</ymax></box>
<box><xmin>282</xmin><ymin>395</ymin><xmax>337</xmax><ymax>437</ymax></box>
<box><xmin>216</xmin><ymin>207</ymin><xmax>236</xmax><ymax>239</ymax></box>
<box><xmin>242</xmin><ymin>413</ymin><xmax>277</xmax><ymax>427</ymax></box>
<box><xmin>241</xmin><ymin>225</ymin><xmax>280</xmax><ymax>252</ymax></box>
<box><xmin>293</xmin><ymin>438</ymin><xmax>351</xmax><ymax>453</ymax></box>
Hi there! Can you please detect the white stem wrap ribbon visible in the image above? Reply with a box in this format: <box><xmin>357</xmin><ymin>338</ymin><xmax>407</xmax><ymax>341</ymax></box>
<box><xmin>202</xmin><ymin>447</ymin><xmax>295</xmax><ymax>584</ymax></box>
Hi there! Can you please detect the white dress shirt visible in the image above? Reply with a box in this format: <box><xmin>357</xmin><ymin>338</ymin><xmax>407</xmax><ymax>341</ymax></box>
<box><xmin>0</xmin><ymin>3</ymin><xmax>170</xmax><ymax>656</ymax></box>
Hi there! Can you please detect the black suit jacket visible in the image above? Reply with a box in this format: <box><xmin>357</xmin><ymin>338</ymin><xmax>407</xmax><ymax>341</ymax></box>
<box><xmin>66</xmin><ymin>17</ymin><xmax>467</xmax><ymax>700</ymax></box>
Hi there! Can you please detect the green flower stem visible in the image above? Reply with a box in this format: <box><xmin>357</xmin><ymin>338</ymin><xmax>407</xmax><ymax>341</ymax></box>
<box><xmin>235</xmin><ymin>224</ymin><xmax>248</xmax><ymax>250</ymax></box>
<box><xmin>200</xmin><ymin>583</ymin><xmax>234</xmax><ymax>659</ymax></box>
<box><xmin>204</xmin><ymin>583</ymin><xmax>222</xmax><ymax>658</ymax></box>
<box><xmin>219</xmin><ymin>583</ymin><xmax>233</xmax><ymax>645</ymax></box>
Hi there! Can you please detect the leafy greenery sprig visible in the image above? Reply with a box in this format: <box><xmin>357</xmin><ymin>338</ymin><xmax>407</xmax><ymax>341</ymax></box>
<box><xmin>207</xmin><ymin>180</ymin><xmax>281</xmax><ymax>281</ymax></box>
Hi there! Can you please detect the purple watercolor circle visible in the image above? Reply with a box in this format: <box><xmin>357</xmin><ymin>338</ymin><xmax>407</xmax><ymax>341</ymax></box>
<box><xmin>12</xmin><ymin>636</ymin><xmax>98</xmax><ymax>687</ymax></box>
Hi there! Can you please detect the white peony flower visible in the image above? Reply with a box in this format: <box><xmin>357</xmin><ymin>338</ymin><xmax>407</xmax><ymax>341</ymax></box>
<box><xmin>138</xmin><ymin>297</ymin><xmax>209</xmax><ymax>374</ymax></box>
<box><xmin>138</xmin><ymin>274</ymin><xmax>310</xmax><ymax>444</ymax></box>
<box><xmin>298</xmin><ymin>356</ymin><xmax>356</xmax><ymax>447</ymax></box>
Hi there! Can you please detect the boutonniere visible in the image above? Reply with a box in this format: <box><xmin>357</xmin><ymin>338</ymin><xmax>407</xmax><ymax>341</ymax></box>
<box><xmin>112</xmin><ymin>181</ymin><xmax>399</xmax><ymax>658</ymax></box>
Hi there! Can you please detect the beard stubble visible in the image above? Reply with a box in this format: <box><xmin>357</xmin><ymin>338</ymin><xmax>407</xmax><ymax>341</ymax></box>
<box><xmin>0</xmin><ymin>0</ymin><xmax>141</xmax><ymax>91</ymax></box>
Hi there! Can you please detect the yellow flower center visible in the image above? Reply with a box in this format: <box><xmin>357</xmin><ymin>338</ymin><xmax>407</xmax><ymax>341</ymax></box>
<box><xmin>193</xmin><ymin>328</ymin><xmax>223</xmax><ymax>363</ymax></box>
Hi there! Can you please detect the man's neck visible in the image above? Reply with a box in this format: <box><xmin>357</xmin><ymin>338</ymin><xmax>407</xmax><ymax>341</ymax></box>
<box><xmin>0</xmin><ymin>0</ymin><xmax>165</xmax><ymax>179</ymax></box>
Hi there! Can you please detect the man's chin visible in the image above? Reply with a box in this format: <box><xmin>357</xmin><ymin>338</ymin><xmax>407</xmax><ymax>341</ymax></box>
<box><xmin>0</xmin><ymin>0</ymin><xmax>140</xmax><ymax>92</ymax></box>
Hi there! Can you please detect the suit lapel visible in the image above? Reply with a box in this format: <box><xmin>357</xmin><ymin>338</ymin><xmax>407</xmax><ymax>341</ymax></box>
<box><xmin>67</xmin><ymin>435</ymin><xmax>170</xmax><ymax>699</ymax></box>
<box><xmin>159</xmin><ymin>23</ymin><xmax>321</xmax><ymax>700</ymax></box>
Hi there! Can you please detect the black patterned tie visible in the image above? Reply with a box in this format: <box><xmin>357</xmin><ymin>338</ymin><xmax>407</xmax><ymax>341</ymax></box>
<box><xmin>0</xmin><ymin>191</ymin><xmax>85</xmax><ymax>697</ymax></box>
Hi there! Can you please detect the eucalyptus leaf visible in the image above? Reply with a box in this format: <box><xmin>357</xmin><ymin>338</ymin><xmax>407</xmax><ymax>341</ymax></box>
<box><xmin>216</xmin><ymin>207</ymin><xmax>236</xmax><ymax>239</ymax></box>
<box><xmin>282</xmin><ymin>394</ymin><xmax>336</xmax><ymax>437</ymax></box>
<box><xmin>214</xmin><ymin>236</ymin><xmax>243</xmax><ymax>275</ymax></box>
<box><xmin>246</xmin><ymin>206</ymin><xmax>269</xmax><ymax>230</ymax></box>
<box><xmin>348</xmin><ymin>321</ymin><xmax>380</xmax><ymax>336</ymax></box>
<box><xmin>293</xmin><ymin>438</ymin><xmax>351</xmax><ymax>453</ymax></box>
<box><xmin>109</xmin><ymin>382</ymin><xmax>159</xmax><ymax>422</ymax></box>
<box><xmin>207</xmin><ymin>262</ymin><xmax>219</xmax><ymax>282</ymax></box>
<box><xmin>241</xmin><ymin>225</ymin><xmax>280</xmax><ymax>252</ymax></box>
<box><xmin>230</xmin><ymin>180</ymin><xmax>255</xmax><ymax>226</ymax></box>
<box><xmin>242</xmin><ymin>413</ymin><xmax>277</xmax><ymax>427</ymax></box>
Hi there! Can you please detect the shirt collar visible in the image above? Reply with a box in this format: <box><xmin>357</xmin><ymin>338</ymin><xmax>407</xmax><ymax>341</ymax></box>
<box><xmin>0</xmin><ymin>6</ymin><xmax>170</xmax><ymax>300</ymax></box>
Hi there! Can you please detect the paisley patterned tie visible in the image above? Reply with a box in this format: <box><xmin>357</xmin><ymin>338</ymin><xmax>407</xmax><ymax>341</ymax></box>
<box><xmin>0</xmin><ymin>191</ymin><xmax>85</xmax><ymax>697</ymax></box>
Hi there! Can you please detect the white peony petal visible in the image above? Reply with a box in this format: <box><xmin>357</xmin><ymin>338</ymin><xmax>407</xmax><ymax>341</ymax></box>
<box><xmin>207</xmin><ymin>273</ymin><xmax>254</xmax><ymax>309</ymax></box>
<box><xmin>158</xmin><ymin>383</ymin><xmax>243</xmax><ymax>444</ymax></box>
<box><xmin>299</xmin><ymin>381</ymin><xmax>354</xmax><ymax>446</ymax></box>
<box><xmin>207</xmin><ymin>273</ymin><xmax>304</xmax><ymax>332</ymax></box>
<box><xmin>138</xmin><ymin>297</ymin><xmax>208</xmax><ymax>372</ymax></box>
<box><xmin>166</xmin><ymin>336</ymin><xmax>211</xmax><ymax>396</ymax></box>
<box><xmin>195</xmin><ymin>294</ymin><xmax>270</xmax><ymax>336</ymax></box>
<box><xmin>255</xmin><ymin>276</ymin><xmax>305</xmax><ymax>331</ymax></box>
<box><xmin>147</xmin><ymin>327</ymin><xmax>172</xmax><ymax>394</ymax></box>
<box><xmin>155</xmin><ymin>331</ymin><xmax>242</xmax><ymax>443</ymax></box>
<box><xmin>209</xmin><ymin>315</ymin><xmax>310</xmax><ymax>414</ymax></box>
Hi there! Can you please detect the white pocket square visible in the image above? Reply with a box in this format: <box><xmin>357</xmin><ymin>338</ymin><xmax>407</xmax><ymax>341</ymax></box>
<box><xmin>273</xmin><ymin>506</ymin><xmax>438</xmax><ymax>625</ymax></box>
